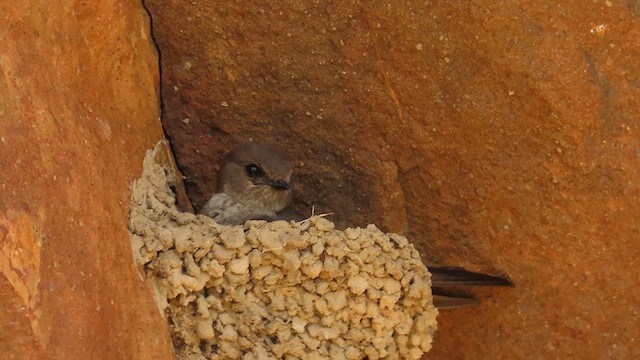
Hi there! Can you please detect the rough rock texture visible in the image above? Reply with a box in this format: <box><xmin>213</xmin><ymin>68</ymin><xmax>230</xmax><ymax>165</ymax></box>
<box><xmin>130</xmin><ymin>148</ymin><xmax>438</xmax><ymax>359</ymax></box>
<box><xmin>0</xmin><ymin>1</ymin><xmax>175</xmax><ymax>359</ymax></box>
<box><xmin>148</xmin><ymin>1</ymin><xmax>640</xmax><ymax>358</ymax></box>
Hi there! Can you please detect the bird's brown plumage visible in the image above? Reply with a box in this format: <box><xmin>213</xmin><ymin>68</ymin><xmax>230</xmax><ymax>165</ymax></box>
<box><xmin>200</xmin><ymin>142</ymin><xmax>293</xmax><ymax>225</ymax></box>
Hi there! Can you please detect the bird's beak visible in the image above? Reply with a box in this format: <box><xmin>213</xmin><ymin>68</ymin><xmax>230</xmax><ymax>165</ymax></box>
<box><xmin>269</xmin><ymin>179</ymin><xmax>290</xmax><ymax>191</ymax></box>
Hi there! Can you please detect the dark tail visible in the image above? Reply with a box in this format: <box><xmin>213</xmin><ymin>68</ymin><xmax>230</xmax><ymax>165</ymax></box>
<box><xmin>432</xmin><ymin>294</ymin><xmax>479</xmax><ymax>309</ymax></box>
<box><xmin>429</xmin><ymin>266</ymin><xmax>513</xmax><ymax>287</ymax></box>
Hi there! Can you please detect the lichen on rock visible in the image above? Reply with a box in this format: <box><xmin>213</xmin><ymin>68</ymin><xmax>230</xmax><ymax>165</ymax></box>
<box><xmin>129</xmin><ymin>147</ymin><xmax>438</xmax><ymax>359</ymax></box>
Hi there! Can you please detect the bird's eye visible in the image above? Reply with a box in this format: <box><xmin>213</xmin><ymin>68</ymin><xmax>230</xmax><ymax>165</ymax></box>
<box><xmin>245</xmin><ymin>163</ymin><xmax>264</xmax><ymax>178</ymax></box>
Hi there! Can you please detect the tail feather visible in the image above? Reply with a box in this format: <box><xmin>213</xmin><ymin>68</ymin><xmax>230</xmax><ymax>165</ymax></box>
<box><xmin>428</xmin><ymin>266</ymin><xmax>513</xmax><ymax>287</ymax></box>
<box><xmin>432</xmin><ymin>294</ymin><xmax>479</xmax><ymax>309</ymax></box>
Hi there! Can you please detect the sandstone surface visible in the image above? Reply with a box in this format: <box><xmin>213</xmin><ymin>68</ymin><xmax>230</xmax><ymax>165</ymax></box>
<box><xmin>0</xmin><ymin>1</ymin><xmax>176</xmax><ymax>358</ymax></box>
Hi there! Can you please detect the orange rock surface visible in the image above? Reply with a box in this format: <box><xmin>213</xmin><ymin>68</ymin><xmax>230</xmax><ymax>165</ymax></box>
<box><xmin>0</xmin><ymin>1</ymin><xmax>174</xmax><ymax>359</ymax></box>
<box><xmin>148</xmin><ymin>1</ymin><xmax>640</xmax><ymax>359</ymax></box>
<box><xmin>3</xmin><ymin>0</ymin><xmax>639</xmax><ymax>358</ymax></box>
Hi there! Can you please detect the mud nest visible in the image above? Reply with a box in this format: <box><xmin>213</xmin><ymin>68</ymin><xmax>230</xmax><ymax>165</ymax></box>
<box><xmin>129</xmin><ymin>146</ymin><xmax>438</xmax><ymax>359</ymax></box>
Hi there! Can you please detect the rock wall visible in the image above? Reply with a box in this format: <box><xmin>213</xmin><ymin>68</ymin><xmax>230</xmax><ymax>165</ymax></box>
<box><xmin>0</xmin><ymin>1</ymin><xmax>175</xmax><ymax>359</ymax></box>
<box><xmin>3</xmin><ymin>0</ymin><xmax>638</xmax><ymax>358</ymax></box>
<box><xmin>148</xmin><ymin>1</ymin><xmax>640</xmax><ymax>359</ymax></box>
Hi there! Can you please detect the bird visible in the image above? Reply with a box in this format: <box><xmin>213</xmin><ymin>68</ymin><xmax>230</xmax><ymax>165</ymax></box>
<box><xmin>201</xmin><ymin>141</ymin><xmax>512</xmax><ymax>308</ymax></box>
<box><xmin>200</xmin><ymin>142</ymin><xmax>294</xmax><ymax>225</ymax></box>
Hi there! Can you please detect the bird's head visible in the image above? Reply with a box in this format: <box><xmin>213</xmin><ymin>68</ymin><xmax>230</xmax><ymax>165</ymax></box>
<box><xmin>217</xmin><ymin>142</ymin><xmax>293</xmax><ymax>212</ymax></box>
